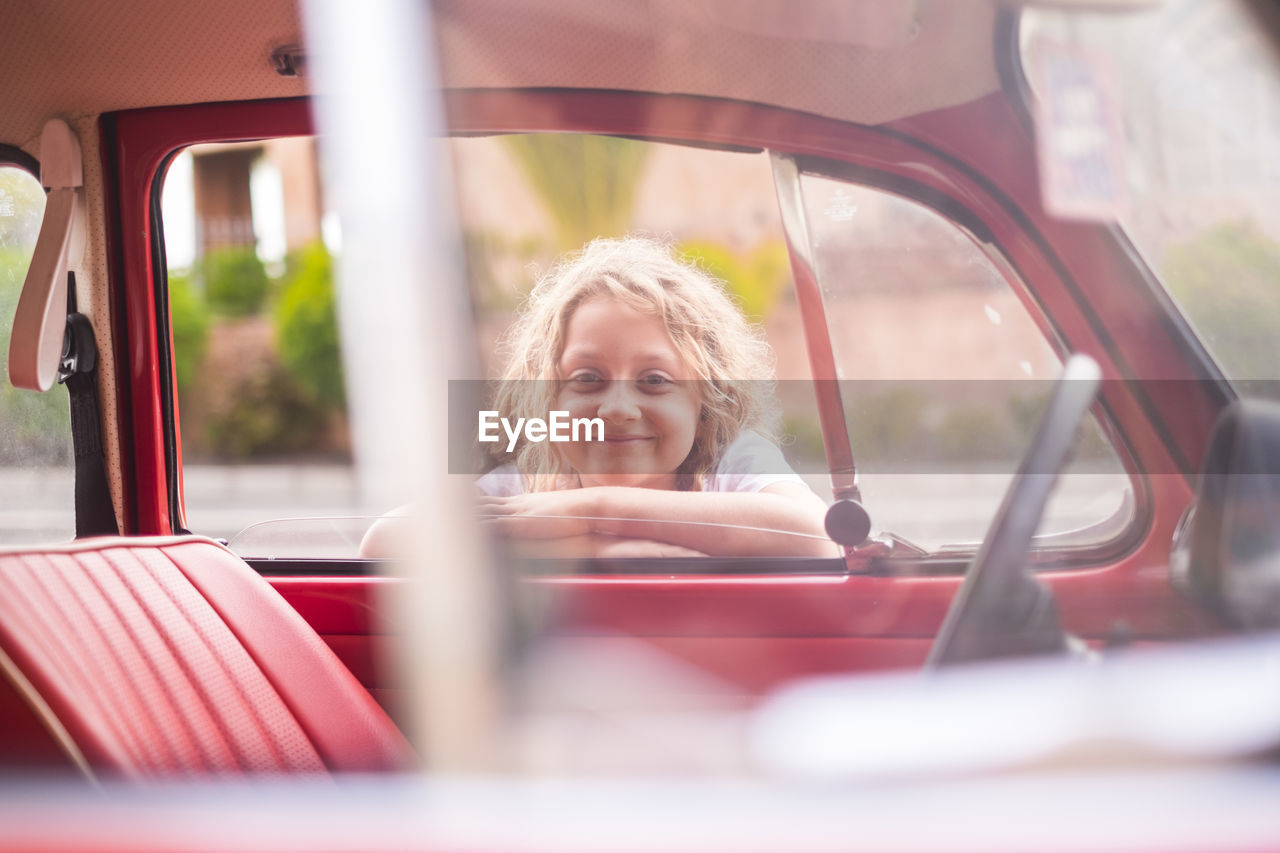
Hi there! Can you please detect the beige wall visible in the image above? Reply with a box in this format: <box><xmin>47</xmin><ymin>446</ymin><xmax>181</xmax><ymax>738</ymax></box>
<box><xmin>266</xmin><ymin>137</ymin><xmax>323</xmax><ymax>251</ymax></box>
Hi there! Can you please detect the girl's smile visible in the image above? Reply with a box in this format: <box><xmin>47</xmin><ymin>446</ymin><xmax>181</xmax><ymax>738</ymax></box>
<box><xmin>556</xmin><ymin>296</ymin><xmax>701</xmax><ymax>489</ymax></box>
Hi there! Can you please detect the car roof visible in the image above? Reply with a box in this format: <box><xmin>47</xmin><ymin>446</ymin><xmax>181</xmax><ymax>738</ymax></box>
<box><xmin>0</xmin><ymin>0</ymin><xmax>305</xmax><ymax>151</ymax></box>
<box><xmin>0</xmin><ymin>0</ymin><xmax>1004</xmax><ymax>153</ymax></box>
<box><xmin>433</xmin><ymin>0</ymin><xmax>1001</xmax><ymax>126</ymax></box>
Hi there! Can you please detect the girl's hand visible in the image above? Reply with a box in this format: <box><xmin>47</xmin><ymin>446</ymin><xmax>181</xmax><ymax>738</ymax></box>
<box><xmin>476</xmin><ymin>491</ymin><xmax>595</xmax><ymax>539</ymax></box>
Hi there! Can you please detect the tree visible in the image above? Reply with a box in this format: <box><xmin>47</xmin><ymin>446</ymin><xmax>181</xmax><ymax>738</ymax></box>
<box><xmin>501</xmin><ymin>134</ymin><xmax>650</xmax><ymax>252</ymax></box>
<box><xmin>201</xmin><ymin>247</ymin><xmax>271</xmax><ymax>317</ymax></box>
<box><xmin>166</xmin><ymin>271</ymin><xmax>210</xmax><ymax>395</ymax></box>
<box><xmin>677</xmin><ymin>240</ymin><xmax>790</xmax><ymax>321</ymax></box>
<box><xmin>274</xmin><ymin>242</ymin><xmax>344</xmax><ymax>411</ymax></box>
<box><xmin>1163</xmin><ymin>221</ymin><xmax>1280</xmax><ymax>383</ymax></box>
<box><xmin>0</xmin><ymin>169</ymin><xmax>70</xmax><ymax>465</ymax></box>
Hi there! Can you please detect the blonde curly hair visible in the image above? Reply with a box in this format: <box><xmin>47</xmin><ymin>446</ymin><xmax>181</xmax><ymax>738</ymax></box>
<box><xmin>490</xmin><ymin>236</ymin><xmax>779</xmax><ymax>491</ymax></box>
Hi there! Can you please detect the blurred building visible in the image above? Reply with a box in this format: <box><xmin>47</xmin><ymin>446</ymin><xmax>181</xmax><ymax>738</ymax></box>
<box><xmin>186</xmin><ymin>137</ymin><xmax>324</xmax><ymax>260</ymax></box>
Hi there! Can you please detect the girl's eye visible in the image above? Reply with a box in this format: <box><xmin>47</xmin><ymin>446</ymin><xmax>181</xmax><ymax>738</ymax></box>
<box><xmin>568</xmin><ymin>372</ymin><xmax>604</xmax><ymax>388</ymax></box>
<box><xmin>638</xmin><ymin>373</ymin><xmax>673</xmax><ymax>388</ymax></box>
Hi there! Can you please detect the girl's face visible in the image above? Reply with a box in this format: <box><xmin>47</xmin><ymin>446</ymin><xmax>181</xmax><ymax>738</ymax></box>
<box><xmin>556</xmin><ymin>296</ymin><xmax>701</xmax><ymax>489</ymax></box>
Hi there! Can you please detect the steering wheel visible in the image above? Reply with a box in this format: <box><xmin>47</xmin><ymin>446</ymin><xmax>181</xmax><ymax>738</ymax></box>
<box><xmin>925</xmin><ymin>355</ymin><xmax>1102</xmax><ymax>668</ymax></box>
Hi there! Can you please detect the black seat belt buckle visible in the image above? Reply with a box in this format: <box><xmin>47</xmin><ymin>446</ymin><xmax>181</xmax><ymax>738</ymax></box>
<box><xmin>57</xmin><ymin>312</ymin><xmax>98</xmax><ymax>385</ymax></box>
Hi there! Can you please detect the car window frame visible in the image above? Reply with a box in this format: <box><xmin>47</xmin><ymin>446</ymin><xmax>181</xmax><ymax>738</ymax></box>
<box><xmin>0</xmin><ymin>145</ymin><xmax>40</xmax><ymax>179</ymax></box>
<box><xmin>112</xmin><ymin>90</ymin><xmax>1186</xmax><ymax>581</ymax></box>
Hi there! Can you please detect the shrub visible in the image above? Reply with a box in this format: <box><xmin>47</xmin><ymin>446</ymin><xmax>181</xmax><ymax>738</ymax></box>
<box><xmin>779</xmin><ymin>413</ymin><xmax>825</xmax><ymax>465</ymax></box>
<box><xmin>201</xmin><ymin>246</ymin><xmax>271</xmax><ymax>317</ymax></box>
<box><xmin>935</xmin><ymin>407</ymin><xmax>1007</xmax><ymax>461</ymax></box>
<box><xmin>274</xmin><ymin>242</ymin><xmax>345</xmax><ymax>411</ymax></box>
<box><xmin>678</xmin><ymin>239</ymin><xmax>790</xmax><ymax>320</ymax></box>
<box><xmin>200</xmin><ymin>361</ymin><xmax>330</xmax><ymax>460</ymax></box>
<box><xmin>1163</xmin><ymin>221</ymin><xmax>1280</xmax><ymax>384</ymax></box>
<box><xmin>166</xmin><ymin>271</ymin><xmax>210</xmax><ymax>395</ymax></box>
<box><xmin>844</xmin><ymin>386</ymin><xmax>929</xmax><ymax>468</ymax></box>
<box><xmin>0</xmin><ymin>247</ymin><xmax>72</xmax><ymax>465</ymax></box>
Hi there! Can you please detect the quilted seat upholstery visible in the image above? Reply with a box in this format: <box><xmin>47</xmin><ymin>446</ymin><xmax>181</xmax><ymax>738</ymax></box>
<box><xmin>0</xmin><ymin>536</ymin><xmax>413</xmax><ymax>779</ymax></box>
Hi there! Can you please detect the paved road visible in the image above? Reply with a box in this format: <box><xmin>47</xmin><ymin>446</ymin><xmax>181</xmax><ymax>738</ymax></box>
<box><xmin>1</xmin><ymin>464</ymin><xmax>1132</xmax><ymax>558</ymax></box>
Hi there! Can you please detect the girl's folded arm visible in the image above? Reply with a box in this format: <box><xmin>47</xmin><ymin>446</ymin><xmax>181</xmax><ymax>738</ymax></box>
<box><xmin>580</xmin><ymin>484</ymin><xmax>838</xmax><ymax>557</ymax></box>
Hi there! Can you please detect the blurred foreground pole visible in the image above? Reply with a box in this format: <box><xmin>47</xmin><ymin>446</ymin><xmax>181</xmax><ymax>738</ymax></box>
<box><xmin>301</xmin><ymin>0</ymin><xmax>503</xmax><ymax>770</ymax></box>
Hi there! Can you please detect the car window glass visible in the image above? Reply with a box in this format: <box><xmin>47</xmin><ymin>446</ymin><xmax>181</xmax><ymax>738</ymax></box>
<box><xmin>800</xmin><ymin>173</ymin><xmax>1134</xmax><ymax>549</ymax></box>
<box><xmin>164</xmin><ymin>135</ymin><xmax>832</xmax><ymax>559</ymax></box>
<box><xmin>161</xmin><ymin>141</ymin><xmax>371</xmax><ymax>552</ymax></box>
<box><xmin>0</xmin><ymin>164</ymin><xmax>73</xmax><ymax>543</ymax></box>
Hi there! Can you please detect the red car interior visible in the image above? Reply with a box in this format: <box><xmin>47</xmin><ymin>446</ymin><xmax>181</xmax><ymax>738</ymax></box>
<box><xmin>0</xmin><ymin>537</ymin><xmax>413</xmax><ymax>778</ymax></box>
<box><xmin>0</xmin><ymin>0</ymin><xmax>1254</xmax><ymax>793</ymax></box>
<box><xmin>77</xmin><ymin>86</ymin><xmax>1223</xmax><ymax>718</ymax></box>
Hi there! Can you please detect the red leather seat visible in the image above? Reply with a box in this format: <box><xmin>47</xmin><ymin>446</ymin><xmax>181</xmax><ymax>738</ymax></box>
<box><xmin>0</xmin><ymin>536</ymin><xmax>413</xmax><ymax>779</ymax></box>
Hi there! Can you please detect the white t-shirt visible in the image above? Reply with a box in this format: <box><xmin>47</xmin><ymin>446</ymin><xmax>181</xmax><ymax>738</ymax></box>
<box><xmin>475</xmin><ymin>430</ymin><xmax>807</xmax><ymax>496</ymax></box>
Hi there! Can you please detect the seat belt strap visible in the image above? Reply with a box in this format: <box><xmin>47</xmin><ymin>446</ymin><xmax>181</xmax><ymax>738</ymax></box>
<box><xmin>57</xmin><ymin>285</ymin><xmax>118</xmax><ymax>538</ymax></box>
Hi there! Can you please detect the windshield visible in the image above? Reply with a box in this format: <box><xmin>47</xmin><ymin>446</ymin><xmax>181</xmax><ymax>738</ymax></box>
<box><xmin>1022</xmin><ymin>0</ymin><xmax>1280</xmax><ymax>392</ymax></box>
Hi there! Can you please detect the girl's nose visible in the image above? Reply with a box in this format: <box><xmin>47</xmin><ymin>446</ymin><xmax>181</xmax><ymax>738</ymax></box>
<box><xmin>596</xmin><ymin>380</ymin><xmax>641</xmax><ymax>422</ymax></box>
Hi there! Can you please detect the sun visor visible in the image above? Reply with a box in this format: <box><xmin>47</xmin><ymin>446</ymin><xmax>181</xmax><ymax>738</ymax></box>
<box><xmin>7</xmin><ymin>118</ymin><xmax>86</xmax><ymax>392</ymax></box>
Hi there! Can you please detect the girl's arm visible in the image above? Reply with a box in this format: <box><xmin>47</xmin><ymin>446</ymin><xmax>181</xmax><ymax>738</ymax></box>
<box><xmin>478</xmin><ymin>483</ymin><xmax>838</xmax><ymax>557</ymax></box>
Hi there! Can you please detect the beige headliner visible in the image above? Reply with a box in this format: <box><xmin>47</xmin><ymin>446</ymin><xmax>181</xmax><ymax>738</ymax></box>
<box><xmin>1</xmin><ymin>0</ymin><xmax>306</xmax><ymax>154</ymax></box>
<box><xmin>0</xmin><ymin>0</ymin><xmax>1002</xmax><ymax>154</ymax></box>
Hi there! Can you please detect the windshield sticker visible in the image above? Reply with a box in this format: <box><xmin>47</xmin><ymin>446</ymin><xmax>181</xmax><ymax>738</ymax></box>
<box><xmin>1032</xmin><ymin>39</ymin><xmax>1129</xmax><ymax>223</ymax></box>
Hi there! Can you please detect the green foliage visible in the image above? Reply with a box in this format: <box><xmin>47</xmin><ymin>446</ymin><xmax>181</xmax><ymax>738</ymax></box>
<box><xmin>0</xmin><ymin>247</ymin><xmax>71</xmax><ymax>466</ymax></box>
<box><xmin>678</xmin><ymin>240</ymin><xmax>790</xmax><ymax>320</ymax></box>
<box><xmin>501</xmin><ymin>134</ymin><xmax>650</xmax><ymax>251</ymax></box>
<box><xmin>779</xmin><ymin>413</ymin><xmax>826</xmax><ymax>463</ymax></box>
<box><xmin>200</xmin><ymin>361</ymin><xmax>330</xmax><ymax>460</ymax></box>
<box><xmin>273</xmin><ymin>242</ymin><xmax>345</xmax><ymax>411</ymax></box>
<box><xmin>841</xmin><ymin>382</ymin><xmax>1115</xmax><ymax>472</ymax></box>
<box><xmin>1008</xmin><ymin>388</ymin><xmax>1052</xmax><ymax>439</ymax></box>
<box><xmin>935</xmin><ymin>407</ymin><xmax>1006</xmax><ymax>460</ymax></box>
<box><xmin>0</xmin><ymin>168</ymin><xmax>45</xmax><ymax>256</ymax></box>
<box><xmin>0</xmin><ymin>168</ymin><xmax>68</xmax><ymax>465</ymax></box>
<box><xmin>844</xmin><ymin>387</ymin><xmax>929</xmax><ymax>466</ymax></box>
<box><xmin>166</xmin><ymin>272</ymin><xmax>210</xmax><ymax>395</ymax></box>
<box><xmin>176</xmin><ymin>243</ymin><xmax>348</xmax><ymax>461</ymax></box>
<box><xmin>1163</xmin><ymin>221</ymin><xmax>1280</xmax><ymax>382</ymax></box>
<box><xmin>201</xmin><ymin>247</ymin><xmax>271</xmax><ymax>317</ymax></box>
